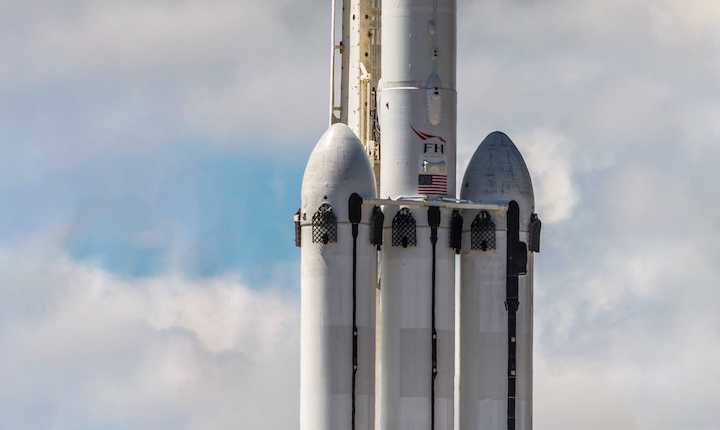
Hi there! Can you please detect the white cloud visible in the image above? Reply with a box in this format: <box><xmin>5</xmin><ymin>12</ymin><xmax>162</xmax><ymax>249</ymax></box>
<box><xmin>0</xmin><ymin>241</ymin><xmax>299</xmax><ymax>429</ymax></box>
<box><xmin>0</xmin><ymin>0</ymin><xmax>331</xmax><ymax>173</ymax></box>
<box><xmin>514</xmin><ymin>129</ymin><xmax>578</xmax><ymax>224</ymax></box>
<box><xmin>3</xmin><ymin>219</ymin><xmax>719</xmax><ymax>430</ymax></box>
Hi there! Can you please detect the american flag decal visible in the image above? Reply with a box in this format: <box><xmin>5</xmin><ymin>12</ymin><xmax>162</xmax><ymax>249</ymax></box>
<box><xmin>418</xmin><ymin>174</ymin><xmax>448</xmax><ymax>195</ymax></box>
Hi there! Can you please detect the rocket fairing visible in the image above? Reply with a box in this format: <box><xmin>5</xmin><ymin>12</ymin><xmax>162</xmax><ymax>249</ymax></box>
<box><xmin>379</xmin><ymin>0</ymin><xmax>457</xmax><ymax>199</ymax></box>
<box><xmin>296</xmin><ymin>2</ymin><xmax>541</xmax><ymax>430</ymax></box>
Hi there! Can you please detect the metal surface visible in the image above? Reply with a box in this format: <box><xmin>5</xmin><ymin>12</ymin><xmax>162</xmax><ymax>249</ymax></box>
<box><xmin>471</xmin><ymin>211</ymin><xmax>496</xmax><ymax>251</ymax></box>
<box><xmin>459</xmin><ymin>132</ymin><xmax>535</xmax><ymax>430</ymax></box>
<box><xmin>370</xmin><ymin>207</ymin><xmax>385</xmax><ymax>249</ymax></box>
<box><xmin>300</xmin><ymin>124</ymin><xmax>377</xmax><ymax>430</ymax></box>
<box><xmin>378</xmin><ymin>0</ymin><xmax>457</xmax><ymax>198</ymax></box>
<box><xmin>391</xmin><ymin>208</ymin><xmax>417</xmax><ymax>248</ymax></box>
<box><xmin>449</xmin><ymin>210</ymin><xmax>463</xmax><ymax>254</ymax></box>
<box><xmin>366</xmin><ymin>197</ymin><xmax>505</xmax><ymax>212</ymax></box>
<box><xmin>379</xmin><ymin>206</ymin><xmax>455</xmax><ymax>430</ymax></box>
<box><xmin>312</xmin><ymin>204</ymin><xmax>339</xmax><ymax>244</ymax></box>
<box><xmin>528</xmin><ymin>214</ymin><xmax>542</xmax><ymax>253</ymax></box>
<box><xmin>330</xmin><ymin>0</ymin><xmax>351</xmax><ymax>125</ymax></box>
<box><xmin>349</xmin><ymin>193</ymin><xmax>364</xmax><ymax>430</ymax></box>
<box><xmin>347</xmin><ymin>0</ymin><xmax>382</xmax><ymax>190</ymax></box>
<box><xmin>427</xmin><ymin>206</ymin><xmax>441</xmax><ymax>430</ymax></box>
<box><xmin>377</xmin><ymin>2</ymin><xmax>457</xmax><ymax>429</ymax></box>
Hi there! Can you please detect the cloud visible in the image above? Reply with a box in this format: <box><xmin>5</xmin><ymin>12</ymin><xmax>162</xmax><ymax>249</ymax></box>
<box><xmin>0</xmin><ymin>240</ymin><xmax>299</xmax><ymax>430</ymax></box>
<box><xmin>453</xmin><ymin>4</ymin><xmax>720</xmax><ymax>429</ymax></box>
<box><xmin>3</xmin><ymin>213</ymin><xmax>719</xmax><ymax>430</ymax></box>
<box><xmin>0</xmin><ymin>0</ymin><xmax>331</xmax><ymax>177</ymax></box>
<box><xmin>513</xmin><ymin>128</ymin><xmax>578</xmax><ymax>224</ymax></box>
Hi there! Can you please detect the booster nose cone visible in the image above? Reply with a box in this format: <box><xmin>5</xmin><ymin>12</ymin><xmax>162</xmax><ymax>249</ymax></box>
<box><xmin>461</xmin><ymin>131</ymin><xmax>535</xmax><ymax>228</ymax></box>
<box><xmin>302</xmin><ymin>124</ymin><xmax>377</xmax><ymax>216</ymax></box>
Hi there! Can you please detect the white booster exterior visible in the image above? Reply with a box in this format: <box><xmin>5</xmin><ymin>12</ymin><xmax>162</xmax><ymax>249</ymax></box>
<box><xmin>298</xmin><ymin>2</ymin><xmax>540</xmax><ymax>430</ymax></box>
<box><xmin>300</xmin><ymin>124</ymin><xmax>377</xmax><ymax>430</ymax></box>
<box><xmin>459</xmin><ymin>132</ymin><xmax>536</xmax><ymax>430</ymax></box>
<box><xmin>378</xmin><ymin>1</ymin><xmax>457</xmax><ymax>430</ymax></box>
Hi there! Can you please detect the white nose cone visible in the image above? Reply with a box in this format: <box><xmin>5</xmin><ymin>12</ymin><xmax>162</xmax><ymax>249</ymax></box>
<box><xmin>460</xmin><ymin>131</ymin><xmax>534</xmax><ymax>229</ymax></box>
<box><xmin>302</xmin><ymin>123</ymin><xmax>376</xmax><ymax>218</ymax></box>
<box><xmin>300</xmin><ymin>123</ymin><xmax>377</xmax><ymax>430</ymax></box>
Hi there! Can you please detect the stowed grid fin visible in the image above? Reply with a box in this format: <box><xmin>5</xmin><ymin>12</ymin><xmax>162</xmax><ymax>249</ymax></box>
<box><xmin>312</xmin><ymin>203</ymin><xmax>337</xmax><ymax>245</ymax></box>
<box><xmin>370</xmin><ymin>207</ymin><xmax>385</xmax><ymax>249</ymax></box>
<box><xmin>449</xmin><ymin>210</ymin><xmax>463</xmax><ymax>253</ymax></box>
<box><xmin>294</xmin><ymin>209</ymin><xmax>302</xmax><ymax>247</ymax></box>
<box><xmin>471</xmin><ymin>210</ymin><xmax>496</xmax><ymax>251</ymax></box>
<box><xmin>392</xmin><ymin>208</ymin><xmax>417</xmax><ymax>248</ymax></box>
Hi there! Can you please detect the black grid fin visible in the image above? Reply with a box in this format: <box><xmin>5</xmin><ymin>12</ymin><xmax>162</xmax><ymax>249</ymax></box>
<box><xmin>471</xmin><ymin>211</ymin><xmax>496</xmax><ymax>251</ymax></box>
<box><xmin>392</xmin><ymin>208</ymin><xmax>417</xmax><ymax>248</ymax></box>
<box><xmin>311</xmin><ymin>204</ymin><xmax>337</xmax><ymax>245</ymax></box>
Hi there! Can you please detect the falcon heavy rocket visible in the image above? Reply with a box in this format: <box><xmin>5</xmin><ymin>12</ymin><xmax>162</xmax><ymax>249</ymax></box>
<box><xmin>294</xmin><ymin>1</ymin><xmax>542</xmax><ymax>430</ymax></box>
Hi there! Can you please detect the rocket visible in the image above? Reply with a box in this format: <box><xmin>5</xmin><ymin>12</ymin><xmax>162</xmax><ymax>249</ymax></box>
<box><xmin>295</xmin><ymin>2</ymin><xmax>542</xmax><ymax>430</ymax></box>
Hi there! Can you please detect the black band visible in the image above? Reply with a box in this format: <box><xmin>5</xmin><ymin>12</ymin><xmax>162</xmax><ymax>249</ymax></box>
<box><xmin>506</xmin><ymin>201</ymin><xmax>522</xmax><ymax>430</ymax></box>
<box><xmin>427</xmin><ymin>207</ymin><xmax>441</xmax><ymax>430</ymax></box>
<box><xmin>348</xmin><ymin>194</ymin><xmax>363</xmax><ymax>430</ymax></box>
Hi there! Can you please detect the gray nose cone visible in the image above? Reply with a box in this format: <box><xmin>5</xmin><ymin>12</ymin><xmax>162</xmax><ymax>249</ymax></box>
<box><xmin>461</xmin><ymin>131</ymin><xmax>535</xmax><ymax>228</ymax></box>
<box><xmin>301</xmin><ymin>124</ymin><xmax>377</xmax><ymax>221</ymax></box>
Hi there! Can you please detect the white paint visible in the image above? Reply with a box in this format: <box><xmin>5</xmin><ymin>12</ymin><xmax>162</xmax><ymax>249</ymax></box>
<box><xmin>378</xmin><ymin>0</ymin><xmax>457</xmax><ymax>199</ymax></box>
<box><xmin>300</xmin><ymin>124</ymin><xmax>377</xmax><ymax>430</ymax></box>
<box><xmin>459</xmin><ymin>132</ymin><xmax>535</xmax><ymax>430</ymax></box>
<box><xmin>377</xmin><ymin>2</ymin><xmax>457</xmax><ymax>429</ymax></box>
<box><xmin>379</xmin><ymin>207</ymin><xmax>455</xmax><ymax>430</ymax></box>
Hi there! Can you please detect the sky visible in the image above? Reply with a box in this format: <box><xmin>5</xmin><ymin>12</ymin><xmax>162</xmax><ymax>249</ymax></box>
<box><xmin>1</xmin><ymin>0</ymin><xmax>719</xmax><ymax>429</ymax></box>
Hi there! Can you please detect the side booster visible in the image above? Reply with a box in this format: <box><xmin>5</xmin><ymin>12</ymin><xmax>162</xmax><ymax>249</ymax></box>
<box><xmin>299</xmin><ymin>124</ymin><xmax>378</xmax><ymax>430</ymax></box>
<box><xmin>459</xmin><ymin>132</ymin><xmax>541</xmax><ymax>430</ymax></box>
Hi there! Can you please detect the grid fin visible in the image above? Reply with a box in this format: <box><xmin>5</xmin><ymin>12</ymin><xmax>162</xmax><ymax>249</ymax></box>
<box><xmin>392</xmin><ymin>208</ymin><xmax>417</xmax><ymax>248</ymax></box>
<box><xmin>471</xmin><ymin>211</ymin><xmax>496</xmax><ymax>251</ymax></box>
<box><xmin>312</xmin><ymin>204</ymin><xmax>337</xmax><ymax>245</ymax></box>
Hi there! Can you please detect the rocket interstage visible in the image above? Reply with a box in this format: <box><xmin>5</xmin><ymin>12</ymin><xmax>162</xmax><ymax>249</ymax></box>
<box><xmin>379</xmin><ymin>0</ymin><xmax>457</xmax><ymax>199</ymax></box>
<box><xmin>296</xmin><ymin>2</ymin><xmax>541</xmax><ymax>430</ymax></box>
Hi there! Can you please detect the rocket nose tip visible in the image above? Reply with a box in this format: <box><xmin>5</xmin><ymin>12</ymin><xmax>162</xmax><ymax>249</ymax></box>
<box><xmin>329</xmin><ymin>122</ymin><xmax>352</xmax><ymax>131</ymax></box>
<box><xmin>486</xmin><ymin>130</ymin><xmax>512</xmax><ymax>140</ymax></box>
<box><xmin>461</xmin><ymin>131</ymin><xmax>534</xmax><ymax>211</ymax></box>
<box><xmin>301</xmin><ymin>123</ymin><xmax>376</xmax><ymax>216</ymax></box>
<box><xmin>483</xmin><ymin>131</ymin><xmax>518</xmax><ymax>149</ymax></box>
<box><xmin>326</xmin><ymin>122</ymin><xmax>356</xmax><ymax>139</ymax></box>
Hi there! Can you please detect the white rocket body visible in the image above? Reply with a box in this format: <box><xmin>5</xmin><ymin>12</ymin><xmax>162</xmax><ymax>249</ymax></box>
<box><xmin>298</xmin><ymin>2</ymin><xmax>539</xmax><ymax>430</ymax></box>
<box><xmin>378</xmin><ymin>1</ymin><xmax>456</xmax><ymax>430</ymax></box>
<box><xmin>379</xmin><ymin>0</ymin><xmax>457</xmax><ymax>198</ymax></box>
<box><xmin>300</xmin><ymin>125</ymin><xmax>377</xmax><ymax>430</ymax></box>
<box><xmin>459</xmin><ymin>132</ymin><xmax>536</xmax><ymax>430</ymax></box>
